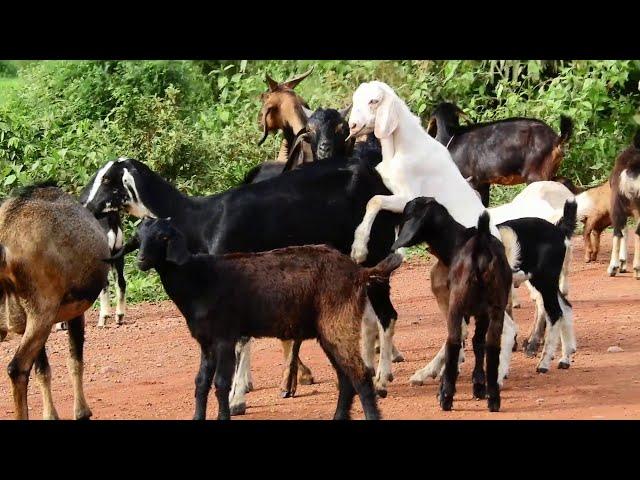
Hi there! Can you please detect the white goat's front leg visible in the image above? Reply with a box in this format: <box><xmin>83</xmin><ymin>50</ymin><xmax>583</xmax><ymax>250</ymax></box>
<box><xmin>410</xmin><ymin>321</ymin><xmax>467</xmax><ymax>385</ymax></box>
<box><xmin>523</xmin><ymin>282</ymin><xmax>547</xmax><ymax>357</ymax></box>
<box><xmin>229</xmin><ymin>339</ymin><xmax>252</xmax><ymax>416</ymax></box>
<box><xmin>351</xmin><ymin>194</ymin><xmax>411</xmax><ymax>263</ymax></box>
<box><xmin>374</xmin><ymin>319</ymin><xmax>395</xmax><ymax>397</ymax></box>
<box><xmin>619</xmin><ymin>227</ymin><xmax>628</xmax><ymax>273</ymax></box>
<box><xmin>498</xmin><ymin>312</ymin><xmax>517</xmax><ymax>387</ymax></box>
<box><xmin>536</xmin><ymin>320</ymin><xmax>562</xmax><ymax>373</ymax></box>
<box><xmin>608</xmin><ymin>234</ymin><xmax>622</xmax><ymax>276</ymax></box>
<box><xmin>97</xmin><ymin>287</ymin><xmax>111</xmax><ymax>327</ymax></box>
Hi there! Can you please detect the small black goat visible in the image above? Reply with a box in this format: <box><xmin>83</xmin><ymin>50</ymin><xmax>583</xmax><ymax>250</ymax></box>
<box><xmin>427</xmin><ymin>102</ymin><xmax>573</xmax><ymax>206</ymax></box>
<box><xmin>392</xmin><ymin>198</ymin><xmax>512</xmax><ymax>412</ymax></box>
<box><xmin>109</xmin><ymin>218</ymin><xmax>402</xmax><ymax>420</ymax></box>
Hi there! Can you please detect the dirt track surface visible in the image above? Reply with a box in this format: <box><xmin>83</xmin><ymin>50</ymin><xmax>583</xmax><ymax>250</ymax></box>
<box><xmin>1</xmin><ymin>232</ymin><xmax>640</xmax><ymax>420</ymax></box>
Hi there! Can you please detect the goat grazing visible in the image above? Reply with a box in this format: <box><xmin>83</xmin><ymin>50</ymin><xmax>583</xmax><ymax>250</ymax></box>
<box><xmin>109</xmin><ymin>218</ymin><xmax>402</xmax><ymax>420</ymax></box>
<box><xmin>0</xmin><ymin>183</ymin><xmax>109</xmax><ymax>419</ymax></box>
<box><xmin>83</xmin><ymin>156</ymin><xmax>400</xmax><ymax>415</ymax></box>
<box><xmin>392</xmin><ymin>198</ymin><xmax>512</xmax><ymax>412</ymax></box>
<box><xmin>576</xmin><ymin>181</ymin><xmax>612</xmax><ymax>262</ymax></box>
<box><xmin>607</xmin><ymin>131</ymin><xmax>640</xmax><ymax>278</ymax></box>
<box><xmin>427</xmin><ymin>102</ymin><xmax>573</xmax><ymax>206</ymax></box>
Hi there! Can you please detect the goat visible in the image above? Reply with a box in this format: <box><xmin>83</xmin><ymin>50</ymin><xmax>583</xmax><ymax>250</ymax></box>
<box><xmin>246</xmin><ymin>105</ymin><xmax>354</xmax><ymax>184</ymax></box>
<box><xmin>427</xmin><ymin>102</ymin><xmax>573</xmax><ymax>206</ymax></box>
<box><xmin>607</xmin><ymin>131</ymin><xmax>640</xmax><ymax>278</ymax></box>
<box><xmin>83</xmin><ymin>156</ymin><xmax>401</xmax><ymax>415</ymax></box>
<box><xmin>392</xmin><ymin>199</ymin><xmax>511</xmax><ymax>412</ymax></box>
<box><xmin>0</xmin><ymin>183</ymin><xmax>109</xmax><ymax>419</ymax></box>
<box><xmin>415</xmin><ymin>199</ymin><xmax>578</xmax><ymax>384</ymax></box>
<box><xmin>346</xmin><ymin>81</ymin><xmax>522</xmax><ymax>385</ymax></box>
<box><xmin>575</xmin><ymin>181</ymin><xmax>612</xmax><ymax>263</ymax></box>
<box><xmin>244</xmin><ymin>68</ymin><xmax>315</xmax><ymax>183</ymax></box>
<box><xmin>108</xmin><ymin>218</ymin><xmax>402</xmax><ymax>420</ymax></box>
<box><xmin>78</xmin><ymin>168</ymin><xmax>128</xmax><ymax>327</ymax></box>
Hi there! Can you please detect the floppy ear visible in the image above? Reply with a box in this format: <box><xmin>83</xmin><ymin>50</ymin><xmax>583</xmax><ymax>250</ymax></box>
<box><xmin>374</xmin><ymin>93</ymin><xmax>400</xmax><ymax>139</ymax></box>
<box><xmin>391</xmin><ymin>217</ymin><xmax>423</xmax><ymax>250</ymax></box>
<box><xmin>258</xmin><ymin>107</ymin><xmax>272</xmax><ymax>145</ymax></box>
<box><xmin>284</xmin><ymin>131</ymin><xmax>310</xmax><ymax>171</ymax></box>
<box><xmin>166</xmin><ymin>234</ymin><xmax>190</xmax><ymax>266</ymax></box>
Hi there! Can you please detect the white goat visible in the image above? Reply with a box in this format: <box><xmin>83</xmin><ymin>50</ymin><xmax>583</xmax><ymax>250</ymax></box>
<box><xmin>346</xmin><ymin>81</ymin><xmax>518</xmax><ymax>385</ymax></box>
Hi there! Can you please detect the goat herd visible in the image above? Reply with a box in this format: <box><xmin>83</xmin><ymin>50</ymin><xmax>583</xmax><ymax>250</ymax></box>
<box><xmin>1</xmin><ymin>67</ymin><xmax>639</xmax><ymax>420</ymax></box>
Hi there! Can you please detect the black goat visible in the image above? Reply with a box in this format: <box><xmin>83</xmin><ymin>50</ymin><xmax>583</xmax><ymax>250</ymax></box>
<box><xmin>499</xmin><ymin>199</ymin><xmax>578</xmax><ymax>372</ymax></box>
<box><xmin>392</xmin><ymin>198</ymin><xmax>511</xmax><ymax>412</ymax></box>
<box><xmin>427</xmin><ymin>102</ymin><xmax>573</xmax><ymax>206</ymax></box>
<box><xmin>108</xmin><ymin>218</ymin><xmax>402</xmax><ymax>420</ymax></box>
<box><xmin>83</xmin><ymin>155</ymin><xmax>400</xmax><ymax>415</ymax></box>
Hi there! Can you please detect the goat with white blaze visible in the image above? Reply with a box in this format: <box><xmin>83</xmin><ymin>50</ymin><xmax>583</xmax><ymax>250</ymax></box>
<box><xmin>346</xmin><ymin>81</ymin><xmax>520</xmax><ymax>383</ymax></box>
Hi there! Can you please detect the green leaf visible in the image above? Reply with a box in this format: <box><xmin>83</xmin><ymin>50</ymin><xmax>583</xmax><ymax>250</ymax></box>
<box><xmin>4</xmin><ymin>174</ymin><xmax>16</xmax><ymax>186</ymax></box>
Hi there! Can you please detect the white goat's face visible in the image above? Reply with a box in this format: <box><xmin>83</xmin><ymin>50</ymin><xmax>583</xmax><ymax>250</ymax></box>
<box><xmin>348</xmin><ymin>82</ymin><xmax>385</xmax><ymax>138</ymax></box>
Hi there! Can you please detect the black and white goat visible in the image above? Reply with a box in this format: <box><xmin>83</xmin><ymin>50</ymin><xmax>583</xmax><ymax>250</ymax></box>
<box><xmin>83</xmin><ymin>155</ymin><xmax>400</xmax><ymax>415</ymax></box>
<box><xmin>108</xmin><ymin>219</ymin><xmax>403</xmax><ymax>420</ymax></box>
<box><xmin>392</xmin><ymin>198</ymin><xmax>512</xmax><ymax>412</ymax></box>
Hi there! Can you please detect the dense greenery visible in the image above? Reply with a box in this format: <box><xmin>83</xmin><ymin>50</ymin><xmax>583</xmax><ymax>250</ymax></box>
<box><xmin>1</xmin><ymin>60</ymin><xmax>639</xmax><ymax>302</ymax></box>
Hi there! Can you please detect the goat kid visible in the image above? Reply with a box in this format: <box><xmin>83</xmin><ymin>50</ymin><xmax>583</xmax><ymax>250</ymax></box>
<box><xmin>392</xmin><ymin>198</ymin><xmax>512</xmax><ymax>412</ymax></box>
<box><xmin>576</xmin><ymin>181</ymin><xmax>613</xmax><ymax>263</ymax></box>
<box><xmin>108</xmin><ymin>218</ymin><xmax>403</xmax><ymax>420</ymax></box>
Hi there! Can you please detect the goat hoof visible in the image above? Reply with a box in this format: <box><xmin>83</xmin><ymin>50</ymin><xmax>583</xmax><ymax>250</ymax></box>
<box><xmin>387</xmin><ymin>373</ymin><xmax>394</xmax><ymax>382</ymax></box>
<box><xmin>439</xmin><ymin>396</ymin><xmax>454</xmax><ymax>411</ymax></box>
<box><xmin>488</xmin><ymin>397</ymin><xmax>501</xmax><ymax>412</ymax></box>
<box><xmin>280</xmin><ymin>390</ymin><xmax>295</xmax><ymax>398</ymax></box>
<box><xmin>116</xmin><ymin>314</ymin><xmax>125</xmax><ymax>325</ymax></box>
<box><xmin>558</xmin><ymin>361</ymin><xmax>571</xmax><ymax>369</ymax></box>
<box><xmin>634</xmin><ymin>268</ymin><xmax>640</xmax><ymax>279</ymax></box>
<box><xmin>75</xmin><ymin>409</ymin><xmax>93</xmax><ymax>420</ymax></box>
<box><xmin>230</xmin><ymin>403</ymin><xmax>246</xmax><ymax>416</ymax></box>
<box><xmin>536</xmin><ymin>367</ymin><xmax>549</xmax><ymax>374</ymax></box>
<box><xmin>473</xmin><ymin>383</ymin><xmax>487</xmax><ymax>400</ymax></box>
<box><xmin>376</xmin><ymin>388</ymin><xmax>388</xmax><ymax>399</ymax></box>
<box><xmin>410</xmin><ymin>377</ymin><xmax>424</xmax><ymax>386</ymax></box>
<box><xmin>608</xmin><ymin>266</ymin><xmax>618</xmax><ymax>277</ymax></box>
<box><xmin>619</xmin><ymin>260</ymin><xmax>627</xmax><ymax>273</ymax></box>
<box><xmin>392</xmin><ymin>353</ymin><xmax>405</xmax><ymax>363</ymax></box>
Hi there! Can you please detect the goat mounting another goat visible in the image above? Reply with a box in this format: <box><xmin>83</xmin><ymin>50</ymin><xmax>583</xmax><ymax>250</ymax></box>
<box><xmin>0</xmin><ymin>183</ymin><xmax>109</xmax><ymax>419</ymax></box>
<box><xmin>392</xmin><ymin>198</ymin><xmax>512</xmax><ymax>412</ymax></box>
<box><xmin>108</xmin><ymin>218</ymin><xmax>402</xmax><ymax>420</ymax></box>
<box><xmin>427</xmin><ymin>102</ymin><xmax>573</xmax><ymax>206</ymax></box>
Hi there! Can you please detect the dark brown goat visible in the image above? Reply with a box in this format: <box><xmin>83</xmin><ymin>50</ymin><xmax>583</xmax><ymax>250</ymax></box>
<box><xmin>109</xmin><ymin>218</ymin><xmax>403</xmax><ymax>420</ymax></box>
<box><xmin>392</xmin><ymin>198</ymin><xmax>512</xmax><ymax>412</ymax></box>
<box><xmin>427</xmin><ymin>102</ymin><xmax>573</xmax><ymax>206</ymax></box>
<box><xmin>607</xmin><ymin>131</ymin><xmax>640</xmax><ymax>278</ymax></box>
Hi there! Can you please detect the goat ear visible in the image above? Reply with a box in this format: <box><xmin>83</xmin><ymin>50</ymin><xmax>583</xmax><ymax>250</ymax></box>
<box><xmin>166</xmin><ymin>235</ymin><xmax>190</xmax><ymax>266</ymax></box>
<box><xmin>374</xmin><ymin>94</ymin><xmax>400</xmax><ymax>139</ymax></box>
<box><xmin>391</xmin><ymin>217</ymin><xmax>423</xmax><ymax>250</ymax></box>
<box><xmin>282</xmin><ymin>66</ymin><xmax>314</xmax><ymax>90</ymax></box>
<box><xmin>258</xmin><ymin>107</ymin><xmax>272</xmax><ymax>145</ymax></box>
<box><xmin>265</xmin><ymin>74</ymin><xmax>279</xmax><ymax>92</ymax></box>
<box><xmin>284</xmin><ymin>132</ymin><xmax>310</xmax><ymax>172</ymax></box>
<box><xmin>338</xmin><ymin>104</ymin><xmax>352</xmax><ymax>120</ymax></box>
<box><xmin>426</xmin><ymin>117</ymin><xmax>437</xmax><ymax>137</ymax></box>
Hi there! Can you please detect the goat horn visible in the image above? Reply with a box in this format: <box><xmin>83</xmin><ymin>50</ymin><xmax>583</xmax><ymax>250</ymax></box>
<box><xmin>282</xmin><ymin>66</ymin><xmax>315</xmax><ymax>90</ymax></box>
<box><xmin>265</xmin><ymin>74</ymin><xmax>279</xmax><ymax>92</ymax></box>
<box><xmin>302</xmin><ymin>106</ymin><xmax>314</xmax><ymax>119</ymax></box>
<box><xmin>338</xmin><ymin>104</ymin><xmax>352</xmax><ymax>119</ymax></box>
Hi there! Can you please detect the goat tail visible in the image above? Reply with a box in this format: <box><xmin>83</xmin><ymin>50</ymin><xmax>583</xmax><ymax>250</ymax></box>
<box><xmin>556</xmin><ymin>198</ymin><xmax>578</xmax><ymax>240</ymax></box>
<box><xmin>557</xmin><ymin>115</ymin><xmax>573</xmax><ymax>146</ymax></box>
<box><xmin>363</xmin><ymin>253</ymin><xmax>403</xmax><ymax>283</ymax></box>
<box><xmin>472</xmin><ymin>211</ymin><xmax>494</xmax><ymax>284</ymax></box>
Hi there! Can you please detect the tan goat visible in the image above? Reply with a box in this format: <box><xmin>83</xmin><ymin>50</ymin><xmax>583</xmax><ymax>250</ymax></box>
<box><xmin>0</xmin><ymin>184</ymin><xmax>109</xmax><ymax>419</ymax></box>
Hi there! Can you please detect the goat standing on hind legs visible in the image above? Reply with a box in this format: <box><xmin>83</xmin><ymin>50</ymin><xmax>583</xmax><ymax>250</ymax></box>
<box><xmin>0</xmin><ymin>184</ymin><xmax>109</xmax><ymax>420</ymax></box>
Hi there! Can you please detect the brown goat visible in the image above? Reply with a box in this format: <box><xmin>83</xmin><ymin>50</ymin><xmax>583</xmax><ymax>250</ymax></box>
<box><xmin>576</xmin><ymin>181</ymin><xmax>612</xmax><ymax>262</ymax></box>
<box><xmin>0</xmin><ymin>184</ymin><xmax>109</xmax><ymax>419</ymax></box>
<box><xmin>257</xmin><ymin>67</ymin><xmax>314</xmax><ymax>162</ymax></box>
<box><xmin>607</xmin><ymin>131</ymin><xmax>640</xmax><ymax>278</ymax></box>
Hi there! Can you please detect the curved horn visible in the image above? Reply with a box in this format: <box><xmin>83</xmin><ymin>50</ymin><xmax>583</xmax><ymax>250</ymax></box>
<box><xmin>258</xmin><ymin>107</ymin><xmax>272</xmax><ymax>145</ymax></box>
<box><xmin>103</xmin><ymin>234</ymin><xmax>140</xmax><ymax>263</ymax></box>
<box><xmin>265</xmin><ymin>74</ymin><xmax>278</xmax><ymax>92</ymax></box>
<box><xmin>282</xmin><ymin>66</ymin><xmax>315</xmax><ymax>90</ymax></box>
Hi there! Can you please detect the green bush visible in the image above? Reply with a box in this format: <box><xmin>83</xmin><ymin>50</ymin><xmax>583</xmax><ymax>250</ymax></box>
<box><xmin>0</xmin><ymin>60</ymin><xmax>639</xmax><ymax>301</ymax></box>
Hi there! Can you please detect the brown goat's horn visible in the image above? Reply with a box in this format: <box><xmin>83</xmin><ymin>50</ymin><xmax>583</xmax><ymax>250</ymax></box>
<box><xmin>282</xmin><ymin>66</ymin><xmax>314</xmax><ymax>90</ymax></box>
<box><xmin>265</xmin><ymin>74</ymin><xmax>279</xmax><ymax>92</ymax></box>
